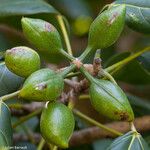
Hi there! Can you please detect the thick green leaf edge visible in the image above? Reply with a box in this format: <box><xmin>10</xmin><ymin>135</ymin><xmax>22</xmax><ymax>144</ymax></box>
<box><xmin>107</xmin><ymin>131</ymin><xmax>150</xmax><ymax>150</ymax></box>
<box><xmin>0</xmin><ymin>101</ymin><xmax>12</xmax><ymax>146</ymax></box>
<box><xmin>114</xmin><ymin>0</ymin><xmax>150</xmax><ymax>34</ymax></box>
<box><xmin>0</xmin><ymin>0</ymin><xmax>59</xmax><ymax>17</ymax></box>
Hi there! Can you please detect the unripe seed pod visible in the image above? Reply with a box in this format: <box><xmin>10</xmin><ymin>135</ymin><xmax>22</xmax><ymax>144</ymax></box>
<box><xmin>5</xmin><ymin>46</ymin><xmax>40</xmax><ymax>78</ymax></box>
<box><xmin>90</xmin><ymin>79</ymin><xmax>134</xmax><ymax>121</ymax></box>
<box><xmin>21</xmin><ymin>17</ymin><xmax>63</xmax><ymax>62</ymax></box>
<box><xmin>88</xmin><ymin>5</ymin><xmax>126</xmax><ymax>50</ymax></box>
<box><xmin>19</xmin><ymin>68</ymin><xmax>64</xmax><ymax>101</ymax></box>
<box><xmin>40</xmin><ymin>102</ymin><xmax>75</xmax><ymax>148</ymax></box>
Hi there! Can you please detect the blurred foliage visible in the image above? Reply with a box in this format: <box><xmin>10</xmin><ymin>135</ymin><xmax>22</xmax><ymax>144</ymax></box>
<box><xmin>138</xmin><ymin>51</ymin><xmax>150</xmax><ymax>72</ymax></box>
<box><xmin>0</xmin><ymin>63</ymin><xmax>24</xmax><ymax>96</ymax></box>
<box><xmin>107</xmin><ymin>131</ymin><xmax>149</xmax><ymax>150</ymax></box>
<box><xmin>48</xmin><ymin>0</ymin><xmax>93</xmax><ymax>36</ymax></box>
<box><xmin>0</xmin><ymin>102</ymin><xmax>12</xmax><ymax>147</ymax></box>
<box><xmin>127</xmin><ymin>94</ymin><xmax>150</xmax><ymax>117</ymax></box>
<box><xmin>0</xmin><ymin>0</ymin><xmax>149</xmax><ymax>149</ymax></box>
<box><xmin>105</xmin><ymin>52</ymin><xmax>150</xmax><ymax>85</ymax></box>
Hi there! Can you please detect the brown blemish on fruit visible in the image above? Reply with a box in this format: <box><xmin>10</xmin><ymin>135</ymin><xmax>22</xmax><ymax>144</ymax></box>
<box><xmin>36</xmin><ymin>83</ymin><xmax>47</xmax><ymax>90</ymax></box>
<box><xmin>107</xmin><ymin>12</ymin><xmax>119</xmax><ymax>26</ymax></box>
<box><xmin>44</xmin><ymin>23</ymin><xmax>55</xmax><ymax>32</ymax></box>
<box><xmin>7</xmin><ymin>48</ymin><xmax>22</xmax><ymax>55</ymax></box>
<box><xmin>114</xmin><ymin>111</ymin><xmax>129</xmax><ymax>121</ymax></box>
<box><xmin>6</xmin><ymin>48</ymin><xmax>17</xmax><ymax>55</ymax></box>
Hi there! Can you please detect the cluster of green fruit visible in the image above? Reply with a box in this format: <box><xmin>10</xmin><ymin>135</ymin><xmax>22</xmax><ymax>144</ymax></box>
<box><xmin>4</xmin><ymin>5</ymin><xmax>134</xmax><ymax>148</ymax></box>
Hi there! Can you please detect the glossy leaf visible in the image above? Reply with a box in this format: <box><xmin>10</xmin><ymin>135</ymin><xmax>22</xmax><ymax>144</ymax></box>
<box><xmin>0</xmin><ymin>0</ymin><xmax>69</xmax><ymax>34</ymax></box>
<box><xmin>107</xmin><ymin>131</ymin><xmax>150</xmax><ymax>150</ymax></box>
<box><xmin>0</xmin><ymin>62</ymin><xmax>24</xmax><ymax>97</ymax></box>
<box><xmin>115</xmin><ymin>0</ymin><xmax>150</xmax><ymax>34</ymax></box>
<box><xmin>105</xmin><ymin>52</ymin><xmax>150</xmax><ymax>85</ymax></box>
<box><xmin>0</xmin><ymin>0</ymin><xmax>59</xmax><ymax>28</ymax></box>
<box><xmin>93</xmin><ymin>139</ymin><xmax>113</xmax><ymax>150</ymax></box>
<box><xmin>0</xmin><ymin>101</ymin><xmax>13</xmax><ymax>148</ymax></box>
<box><xmin>0</xmin><ymin>0</ymin><xmax>58</xmax><ymax>17</ymax></box>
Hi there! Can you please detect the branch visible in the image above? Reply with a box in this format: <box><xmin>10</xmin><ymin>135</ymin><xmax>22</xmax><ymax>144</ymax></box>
<box><xmin>0</xmin><ymin>25</ymin><xmax>24</xmax><ymax>39</ymax></box>
<box><xmin>13</xmin><ymin>115</ymin><xmax>150</xmax><ymax>147</ymax></box>
<box><xmin>12</xmin><ymin>109</ymin><xmax>42</xmax><ymax>128</ymax></box>
<box><xmin>13</xmin><ymin>133</ymin><xmax>41</xmax><ymax>144</ymax></box>
<box><xmin>73</xmin><ymin>109</ymin><xmax>122</xmax><ymax>136</ymax></box>
<box><xmin>9</xmin><ymin>102</ymin><xmax>44</xmax><ymax>116</ymax></box>
<box><xmin>69</xmin><ymin>115</ymin><xmax>150</xmax><ymax>146</ymax></box>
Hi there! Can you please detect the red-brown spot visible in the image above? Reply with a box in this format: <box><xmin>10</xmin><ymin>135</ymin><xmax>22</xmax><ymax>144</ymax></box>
<box><xmin>107</xmin><ymin>12</ymin><xmax>119</xmax><ymax>26</ymax></box>
<box><xmin>36</xmin><ymin>83</ymin><xmax>47</xmax><ymax>90</ymax></box>
<box><xmin>44</xmin><ymin>22</ymin><xmax>55</xmax><ymax>32</ymax></box>
<box><xmin>114</xmin><ymin>111</ymin><xmax>129</xmax><ymax>121</ymax></box>
<box><xmin>6</xmin><ymin>48</ymin><xmax>19</xmax><ymax>55</ymax></box>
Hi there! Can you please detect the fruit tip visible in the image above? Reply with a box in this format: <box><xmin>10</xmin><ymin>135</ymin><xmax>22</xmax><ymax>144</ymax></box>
<box><xmin>60</xmin><ymin>141</ymin><xmax>69</xmax><ymax>149</ymax></box>
<box><xmin>21</xmin><ymin>17</ymin><xmax>32</xmax><ymax>24</ymax></box>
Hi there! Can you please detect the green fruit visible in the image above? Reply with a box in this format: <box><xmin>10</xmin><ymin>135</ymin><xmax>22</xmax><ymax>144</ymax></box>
<box><xmin>19</xmin><ymin>68</ymin><xmax>64</xmax><ymax>101</ymax></box>
<box><xmin>89</xmin><ymin>79</ymin><xmax>134</xmax><ymax>121</ymax></box>
<box><xmin>21</xmin><ymin>17</ymin><xmax>63</xmax><ymax>62</ymax></box>
<box><xmin>88</xmin><ymin>5</ymin><xmax>126</xmax><ymax>50</ymax></box>
<box><xmin>40</xmin><ymin>102</ymin><xmax>75</xmax><ymax>148</ymax></box>
<box><xmin>5</xmin><ymin>46</ymin><xmax>40</xmax><ymax>78</ymax></box>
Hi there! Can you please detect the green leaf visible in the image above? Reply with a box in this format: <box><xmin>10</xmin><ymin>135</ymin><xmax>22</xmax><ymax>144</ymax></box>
<box><xmin>138</xmin><ymin>51</ymin><xmax>150</xmax><ymax>72</ymax></box>
<box><xmin>115</xmin><ymin>0</ymin><xmax>150</xmax><ymax>34</ymax></box>
<box><xmin>0</xmin><ymin>0</ymin><xmax>66</xmax><ymax>34</ymax></box>
<box><xmin>0</xmin><ymin>62</ymin><xmax>24</xmax><ymax>96</ymax></box>
<box><xmin>0</xmin><ymin>0</ymin><xmax>58</xmax><ymax>17</ymax></box>
<box><xmin>0</xmin><ymin>101</ymin><xmax>12</xmax><ymax>148</ymax></box>
<box><xmin>107</xmin><ymin>131</ymin><xmax>150</xmax><ymax>150</ymax></box>
<box><xmin>105</xmin><ymin>52</ymin><xmax>150</xmax><ymax>85</ymax></box>
<box><xmin>93</xmin><ymin>139</ymin><xmax>113</xmax><ymax>150</ymax></box>
<box><xmin>0</xmin><ymin>0</ymin><xmax>59</xmax><ymax>25</ymax></box>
